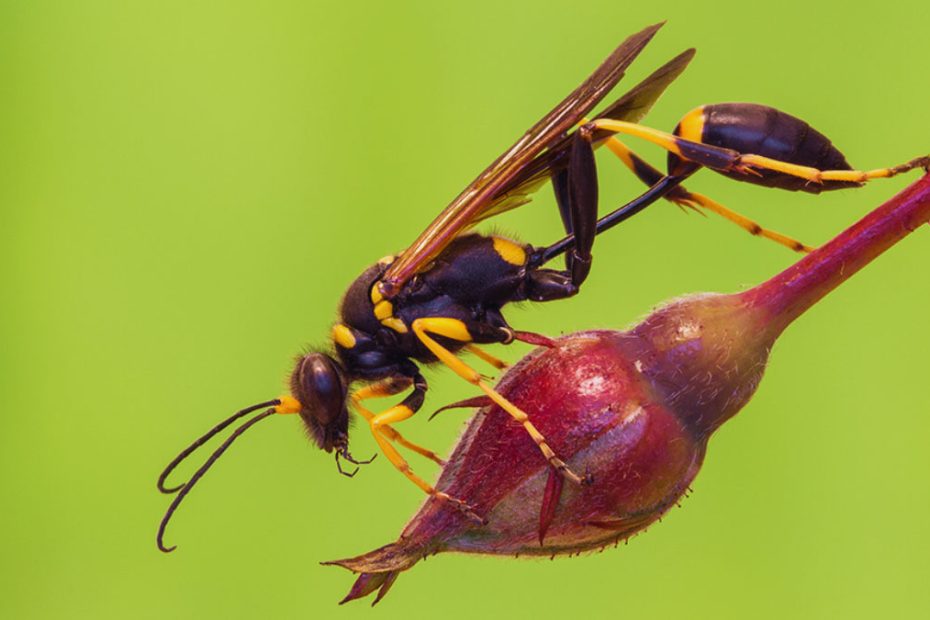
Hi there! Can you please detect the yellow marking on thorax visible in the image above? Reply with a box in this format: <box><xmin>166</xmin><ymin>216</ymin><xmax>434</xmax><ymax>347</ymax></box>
<box><xmin>378</xmin><ymin>255</ymin><xmax>396</xmax><ymax>266</ymax></box>
<box><xmin>331</xmin><ymin>323</ymin><xmax>357</xmax><ymax>349</ymax></box>
<box><xmin>382</xmin><ymin>317</ymin><xmax>408</xmax><ymax>334</ymax></box>
<box><xmin>374</xmin><ymin>299</ymin><xmax>394</xmax><ymax>321</ymax></box>
<box><xmin>370</xmin><ymin>283</ymin><xmax>408</xmax><ymax>333</ymax></box>
<box><xmin>492</xmin><ymin>237</ymin><xmax>527</xmax><ymax>266</ymax></box>
<box><xmin>677</xmin><ymin>105</ymin><xmax>707</xmax><ymax>143</ymax></box>
<box><xmin>275</xmin><ymin>395</ymin><xmax>301</xmax><ymax>414</ymax></box>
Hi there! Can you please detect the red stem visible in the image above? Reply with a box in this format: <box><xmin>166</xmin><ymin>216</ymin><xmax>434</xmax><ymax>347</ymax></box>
<box><xmin>741</xmin><ymin>173</ymin><xmax>930</xmax><ymax>332</ymax></box>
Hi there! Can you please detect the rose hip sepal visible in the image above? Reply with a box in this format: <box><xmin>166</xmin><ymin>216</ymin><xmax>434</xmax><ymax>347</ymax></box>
<box><xmin>327</xmin><ymin>173</ymin><xmax>930</xmax><ymax>605</ymax></box>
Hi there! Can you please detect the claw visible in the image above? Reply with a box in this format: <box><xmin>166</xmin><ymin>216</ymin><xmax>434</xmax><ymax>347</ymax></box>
<box><xmin>733</xmin><ymin>163</ymin><xmax>763</xmax><ymax>178</ymax></box>
<box><xmin>674</xmin><ymin>198</ymin><xmax>706</xmax><ymax>216</ymax></box>
<box><xmin>899</xmin><ymin>155</ymin><xmax>930</xmax><ymax>173</ymax></box>
<box><xmin>435</xmin><ymin>492</ymin><xmax>486</xmax><ymax>525</ymax></box>
<box><xmin>551</xmin><ymin>459</ymin><xmax>589</xmax><ymax>486</ymax></box>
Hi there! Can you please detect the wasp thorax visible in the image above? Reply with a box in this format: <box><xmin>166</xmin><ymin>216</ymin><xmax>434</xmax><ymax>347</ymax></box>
<box><xmin>290</xmin><ymin>352</ymin><xmax>349</xmax><ymax>452</ymax></box>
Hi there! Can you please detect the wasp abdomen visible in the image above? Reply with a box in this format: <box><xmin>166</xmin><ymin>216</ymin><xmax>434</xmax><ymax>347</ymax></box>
<box><xmin>673</xmin><ymin>103</ymin><xmax>858</xmax><ymax>193</ymax></box>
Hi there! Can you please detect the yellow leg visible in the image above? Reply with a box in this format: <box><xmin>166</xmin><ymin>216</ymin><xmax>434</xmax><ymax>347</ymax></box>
<box><xmin>582</xmin><ymin>118</ymin><xmax>816</xmax><ymax>254</ymax></box>
<box><xmin>741</xmin><ymin>154</ymin><xmax>930</xmax><ymax>184</ymax></box>
<box><xmin>368</xmin><ymin>403</ymin><xmax>483</xmax><ymax>523</ymax></box>
<box><xmin>465</xmin><ymin>344</ymin><xmax>509</xmax><ymax>370</ymax></box>
<box><xmin>589</xmin><ymin>119</ymin><xmax>685</xmax><ymax>156</ymax></box>
<box><xmin>675</xmin><ymin>191</ymin><xmax>815</xmax><ymax>253</ymax></box>
<box><xmin>411</xmin><ymin>317</ymin><xmax>587</xmax><ymax>486</ymax></box>
<box><xmin>602</xmin><ymin>133</ymin><xmax>640</xmax><ymax>172</ymax></box>
<box><xmin>590</xmin><ymin>118</ymin><xmax>930</xmax><ymax>186</ymax></box>
<box><xmin>352</xmin><ymin>379</ymin><xmax>444</xmax><ymax>465</ymax></box>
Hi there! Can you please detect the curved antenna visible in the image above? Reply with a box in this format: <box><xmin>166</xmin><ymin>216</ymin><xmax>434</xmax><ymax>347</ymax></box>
<box><xmin>156</xmin><ymin>408</ymin><xmax>275</xmax><ymax>553</ymax></box>
<box><xmin>157</xmin><ymin>400</ymin><xmax>281</xmax><ymax>494</ymax></box>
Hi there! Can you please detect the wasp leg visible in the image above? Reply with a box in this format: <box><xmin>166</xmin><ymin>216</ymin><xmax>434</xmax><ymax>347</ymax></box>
<box><xmin>362</xmin><ymin>375</ymin><xmax>484</xmax><ymax>524</ymax></box>
<box><xmin>552</xmin><ymin>168</ymin><xmax>573</xmax><ymax>241</ymax></box>
<box><xmin>352</xmin><ymin>378</ymin><xmax>445</xmax><ymax>465</ymax></box>
<box><xmin>411</xmin><ymin>317</ymin><xmax>589</xmax><ymax>486</ymax></box>
<box><xmin>587</xmin><ymin>118</ymin><xmax>930</xmax><ymax>187</ymax></box>
<box><xmin>676</xmin><ymin>190</ymin><xmax>814</xmax><ymax>253</ymax></box>
<box><xmin>599</xmin><ymin>135</ymin><xmax>814</xmax><ymax>253</ymax></box>
<box><xmin>552</xmin><ymin>127</ymin><xmax>599</xmax><ymax>286</ymax></box>
<box><xmin>464</xmin><ymin>344</ymin><xmax>508</xmax><ymax>370</ymax></box>
<box><xmin>738</xmin><ymin>153</ymin><xmax>930</xmax><ymax>184</ymax></box>
<box><xmin>525</xmin><ymin>134</ymin><xmax>606</xmax><ymax>303</ymax></box>
<box><xmin>536</xmin><ymin>173</ymin><xmax>690</xmax><ymax>268</ymax></box>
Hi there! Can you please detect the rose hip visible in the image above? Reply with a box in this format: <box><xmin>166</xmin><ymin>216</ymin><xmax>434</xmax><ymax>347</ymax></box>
<box><xmin>329</xmin><ymin>173</ymin><xmax>930</xmax><ymax>605</ymax></box>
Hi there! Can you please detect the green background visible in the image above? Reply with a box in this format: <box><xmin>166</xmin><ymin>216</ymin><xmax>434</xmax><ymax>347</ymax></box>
<box><xmin>4</xmin><ymin>1</ymin><xmax>930</xmax><ymax>618</ymax></box>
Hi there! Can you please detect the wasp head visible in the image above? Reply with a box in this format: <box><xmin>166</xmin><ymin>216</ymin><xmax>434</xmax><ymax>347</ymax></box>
<box><xmin>290</xmin><ymin>352</ymin><xmax>350</xmax><ymax>453</ymax></box>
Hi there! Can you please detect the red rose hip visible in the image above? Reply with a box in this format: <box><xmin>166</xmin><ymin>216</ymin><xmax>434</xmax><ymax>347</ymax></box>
<box><xmin>330</xmin><ymin>172</ymin><xmax>930</xmax><ymax>605</ymax></box>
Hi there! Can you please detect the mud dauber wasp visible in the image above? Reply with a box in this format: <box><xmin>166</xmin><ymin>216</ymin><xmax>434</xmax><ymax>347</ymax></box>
<box><xmin>156</xmin><ymin>22</ymin><xmax>928</xmax><ymax>550</ymax></box>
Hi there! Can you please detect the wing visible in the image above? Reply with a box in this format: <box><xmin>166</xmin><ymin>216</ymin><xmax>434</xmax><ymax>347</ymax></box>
<box><xmin>476</xmin><ymin>47</ymin><xmax>697</xmax><ymax>224</ymax></box>
<box><xmin>379</xmin><ymin>23</ymin><xmax>664</xmax><ymax>298</ymax></box>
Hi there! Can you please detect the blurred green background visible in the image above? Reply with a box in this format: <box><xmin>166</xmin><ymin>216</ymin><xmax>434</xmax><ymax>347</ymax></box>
<box><xmin>3</xmin><ymin>1</ymin><xmax>930</xmax><ymax>618</ymax></box>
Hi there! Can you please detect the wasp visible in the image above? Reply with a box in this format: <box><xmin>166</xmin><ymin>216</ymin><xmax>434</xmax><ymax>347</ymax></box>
<box><xmin>156</xmin><ymin>23</ymin><xmax>928</xmax><ymax>551</ymax></box>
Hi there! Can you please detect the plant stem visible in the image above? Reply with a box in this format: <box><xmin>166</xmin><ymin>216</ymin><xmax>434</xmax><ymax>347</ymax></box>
<box><xmin>742</xmin><ymin>173</ymin><xmax>930</xmax><ymax>333</ymax></box>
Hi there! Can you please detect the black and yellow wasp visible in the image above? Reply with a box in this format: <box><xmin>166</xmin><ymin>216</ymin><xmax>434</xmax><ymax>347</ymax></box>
<box><xmin>157</xmin><ymin>23</ymin><xmax>927</xmax><ymax>549</ymax></box>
